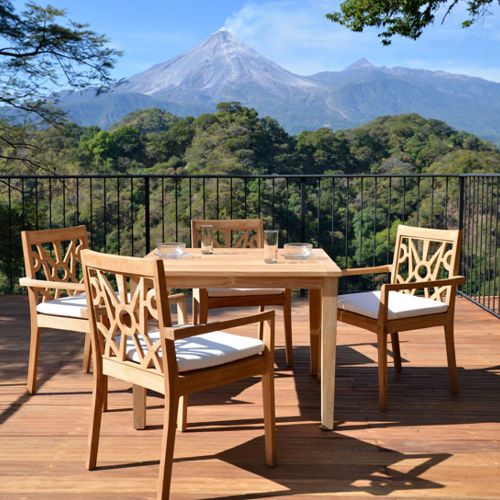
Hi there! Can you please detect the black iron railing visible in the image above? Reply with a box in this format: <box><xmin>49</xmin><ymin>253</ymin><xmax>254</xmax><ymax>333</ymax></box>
<box><xmin>0</xmin><ymin>173</ymin><xmax>498</xmax><ymax>317</ymax></box>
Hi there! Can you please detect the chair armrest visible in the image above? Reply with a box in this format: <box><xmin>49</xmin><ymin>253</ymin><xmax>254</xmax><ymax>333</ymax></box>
<box><xmin>19</xmin><ymin>277</ymin><xmax>85</xmax><ymax>292</ymax></box>
<box><xmin>164</xmin><ymin>310</ymin><xmax>275</xmax><ymax>341</ymax></box>
<box><xmin>341</xmin><ymin>265</ymin><xmax>392</xmax><ymax>277</ymax></box>
<box><xmin>382</xmin><ymin>276</ymin><xmax>465</xmax><ymax>293</ymax></box>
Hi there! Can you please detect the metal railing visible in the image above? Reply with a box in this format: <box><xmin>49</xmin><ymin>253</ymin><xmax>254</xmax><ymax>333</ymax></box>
<box><xmin>0</xmin><ymin>173</ymin><xmax>498</xmax><ymax>317</ymax></box>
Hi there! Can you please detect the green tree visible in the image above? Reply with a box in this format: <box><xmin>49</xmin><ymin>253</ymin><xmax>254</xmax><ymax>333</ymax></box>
<box><xmin>327</xmin><ymin>1</ymin><xmax>498</xmax><ymax>45</ymax></box>
<box><xmin>0</xmin><ymin>0</ymin><xmax>120</xmax><ymax>168</ymax></box>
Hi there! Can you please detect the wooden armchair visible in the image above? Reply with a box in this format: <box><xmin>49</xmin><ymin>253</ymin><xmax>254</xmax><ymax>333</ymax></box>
<box><xmin>81</xmin><ymin>250</ymin><xmax>276</xmax><ymax>499</ymax></box>
<box><xmin>337</xmin><ymin>225</ymin><xmax>464</xmax><ymax>411</ymax></box>
<box><xmin>191</xmin><ymin>218</ymin><xmax>293</xmax><ymax>367</ymax></box>
<box><xmin>19</xmin><ymin>226</ymin><xmax>91</xmax><ymax>394</ymax></box>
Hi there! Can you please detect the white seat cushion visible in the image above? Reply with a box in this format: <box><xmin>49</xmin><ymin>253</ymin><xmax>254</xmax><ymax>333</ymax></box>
<box><xmin>207</xmin><ymin>288</ymin><xmax>284</xmax><ymax>297</ymax></box>
<box><xmin>36</xmin><ymin>293</ymin><xmax>87</xmax><ymax>318</ymax></box>
<box><xmin>338</xmin><ymin>291</ymin><xmax>448</xmax><ymax>320</ymax></box>
<box><xmin>125</xmin><ymin>329</ymin><xmax>264</xmax><ymax>372</ymax></box>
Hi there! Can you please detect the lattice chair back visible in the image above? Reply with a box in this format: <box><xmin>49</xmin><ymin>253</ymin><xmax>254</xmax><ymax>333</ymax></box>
<box><xmin>21</xmin><ymin>225</ymin><xmax>89</xmax><ymax>301</ymax></box>
<box><xmin>390</xmin><ymin>225</ymin><xmax>462</xmax><ymax>304</ymax></box>
<box><xmin>81</xmin><ymin>251</ymin><xmax>174</xmax><ymax>376</ymax></box>
<box><xmin>191</xmin><ymin>219</ymin><xmax>264</xmax><ymax>249</ymax></box>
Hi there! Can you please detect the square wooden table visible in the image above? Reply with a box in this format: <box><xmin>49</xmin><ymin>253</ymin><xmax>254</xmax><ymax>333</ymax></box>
<box><xmin>148</xmin><ymin>247</ymin><xmax>342</xmax><ymax>430</ymax></box>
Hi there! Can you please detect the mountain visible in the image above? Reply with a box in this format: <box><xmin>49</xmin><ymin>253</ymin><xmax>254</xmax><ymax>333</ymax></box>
<box><xmin>8</xmin><ymin>29</ymin><xmax>500</xmax><ymax>144</ymax></box>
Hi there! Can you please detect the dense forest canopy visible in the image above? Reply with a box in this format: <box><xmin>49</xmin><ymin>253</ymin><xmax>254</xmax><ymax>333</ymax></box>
<box><xmin>1</xmin><ymin>103</ymin><xmax>499</xmax><ymax>176</ymax></box>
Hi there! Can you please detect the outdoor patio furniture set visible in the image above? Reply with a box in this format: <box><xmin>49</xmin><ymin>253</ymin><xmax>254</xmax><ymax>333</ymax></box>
<box><xmin>19</xmin><ymin>220</ymin><xmax>464</xmax><ymax>499</ymax></box>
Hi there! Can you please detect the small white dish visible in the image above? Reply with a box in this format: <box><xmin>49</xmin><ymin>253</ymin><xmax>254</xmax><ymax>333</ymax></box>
<box><xmin>283</xmin><ymin>242</ymin><xmax>313</xmax><ymax>260</ymax></box>
<box><xmin>156</xmin><ymin>242</ymin><xmax>186</xmax><ymax>258</ymax></box>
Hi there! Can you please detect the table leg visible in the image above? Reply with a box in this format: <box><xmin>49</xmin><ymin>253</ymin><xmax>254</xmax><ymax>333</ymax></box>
<box><xmin>321</xmin><ymin>277</ymin><xmax>338</xmax><ymax>431</ymax></box>
<box><xmin>309</xmin><ymin>289</ymin><xmax>321</xmax><ymax>377</ymax></box>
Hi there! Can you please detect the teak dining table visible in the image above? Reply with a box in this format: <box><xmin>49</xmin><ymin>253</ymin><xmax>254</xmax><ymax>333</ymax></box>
<box><xmin>147</xmin><ymin>247</ymin><xmax>342</xmax><ymax>430</ymax></box>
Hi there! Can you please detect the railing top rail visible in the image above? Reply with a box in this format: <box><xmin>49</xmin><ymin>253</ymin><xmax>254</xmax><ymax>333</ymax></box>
<box><xmin>0</xmin><ymin>173</ymin><xmax>498</xmax><ymax>180</ymax></box>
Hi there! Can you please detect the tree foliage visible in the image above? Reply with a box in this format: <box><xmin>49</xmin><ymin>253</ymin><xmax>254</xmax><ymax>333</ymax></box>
<box><xmin>326</xmin><ymin>0</ymin><xmax>499</xmax><ymax>45</ymax></box>
<box><xmin>0</xmin><ymin>0</ymin><xmax>120</xmax><ymax>169</ymax></box>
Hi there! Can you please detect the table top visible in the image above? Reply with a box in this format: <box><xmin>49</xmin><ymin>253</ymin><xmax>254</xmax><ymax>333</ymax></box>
<box><xmin>145</xmin><ymin>248</ymin><xmax>341</xmax><ymax>287</ymax></box>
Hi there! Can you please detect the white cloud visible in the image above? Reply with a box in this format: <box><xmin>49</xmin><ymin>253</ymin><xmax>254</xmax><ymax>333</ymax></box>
<box><xmin>224</xmin><ymin>0</ymin><xmax>500</xmax><ymax>81</ymax></box>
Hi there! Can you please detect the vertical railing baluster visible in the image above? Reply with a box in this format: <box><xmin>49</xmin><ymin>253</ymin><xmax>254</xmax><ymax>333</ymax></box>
<box><xmin>216</xmin><ymin>177</ymin><xmax>220</xmax><ymax>220</ymax></box>
<box><xmin>285</xmin><ymin>178</ymin><xmax>289</xmax><ymax>243</ymax></box>
<box><xmin>117</xmin><ymin>177</ymin><xmax>121</xmax><ymax>254</ymax></box>
<box><xmin>229</xmin><ymin>178</ymin><xmax>233</xmax><ymax>219</ymax></box>
<box><xmin>430</xmin><ymin>177</ymin><xmax>435</xmax><ymax>226</ymax></box>
<box><xmin>8</xmin><ymin>179</ymin><xmax>13</xmax><ymax>292</ymax></box>
<box><xmin>273</xmin><ymin>177</ymin><xmax>276</xmax><ymax>230</ymax></box>
<box><xmin>144</xmin><ymin>176</ymin><xmax>150</xmax><ymax>255</ymax></box>
<box><xmin>62</xmin><ymin>178</ymin><xmax>66</xmax><ymax>228</ymax></box>
<box><xmin>202</xmin><ymin>178</ymin><xmax>206</xmax><ymax>219</ymax></box>
<box><xmin>402</xmin><ymin>177</ymin><xmax>406</xmax><ymax>223</ymax></box>
<box><xmin>175</xmin><ymin>176</ymin><xmax>179</xmax><ymax>242</ymax></box>
<box><xmin>76</xmin><ymin>177</ymin><xmax>79</xmax><ymax>225</ymax></box>
<box><xmin>300</xmin><ymin>177</ymin><xmax>306</xmax><ymax>243</ymax></box>
<box><xmin>373</xmin><ymin>177</ymin><xmax>377</xmax><ymax>265</ymax></box>
<box><xmin>416</xmin><ymin>177</ymin><xmax>420</xmax><ymax>226</ymax></box>
<box><xmin>331</xmin><ymin>177</ymin><xmax>335</xmax><ymax>254</ymax></box>
<box><xmin>89</xmin><ymin>178</ymin><xmax>93</xmax><ymax>248</ymax></box>
<box><xmin>103</xmin><ymin>177</ymin><xmax>107</xmax><ymax>252</ymax></box>
<box><xmin>258</xmin><ymin>178</ymin><xmax>261</xmax><ymax>218</ymax></box>
<box><xmin>445</xmin><ymin>176</ymin><xmax>449</xmax><ymax>227</ymax></box>
<box><xmin>161</xmin><ymin>177</ymin><xmax>165</xmax><ymax>243</ymax></box>
<box><xmin>316</xmin><ymin>178</ymin><xmax>320</xmax><ymax>246</ymax></box>
<box><xmin>130</xmin><ymin>177</ymin><xmax>134</xmax><ymax>255</ymax></box>
<box><xmin>48</xmin><ymin>177</ymin><xmax>52</xmax><ymax>229</ymax></box>
<box><xmin>360</xmin><ymin>177</ymin><xmax>364</xmax><ymax>265</ymax></box>
<box><xmin>387</xmin><ymin>177</ymin><xmax>392</xmax><ymax>264</ymax></box>
<box><xmin>244</xmin><ymin>178</ymin><xmax>248</xmax><ymax>218</ymax></box>
<box><xmin>35</xmin><ymin>177</ymin><xmax>39</xmax><ymax>230</ymax></box>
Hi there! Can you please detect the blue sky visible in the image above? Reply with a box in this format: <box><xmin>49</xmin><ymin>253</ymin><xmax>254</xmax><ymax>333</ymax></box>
<box><xmin>15</xmin><ymin>0</ymin><xmax>500</xmax><ymax>81</ymax></box>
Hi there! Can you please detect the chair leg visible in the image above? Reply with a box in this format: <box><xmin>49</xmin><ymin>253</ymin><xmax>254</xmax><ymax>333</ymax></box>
<box><xmin>27</xmin><ymin>324</ymin><xmax>41</xmax><ymax>394</ymax></box>
<box><xmin>158</xmin><ymin>394</ymin><xmax>179</xmax><ymax>500</ymax></box>
<box><xmin>86</xmin><ymin>373</ymin><xmax>106</xmax><ymax>470</ymax></box>
<box><xmin>283</xmin><ymin>290</ymin><xmax>293</xmax><ymax>368</ymax></box>
<box><xmin>133</xmin><ymin>384</ymin><xmax>147</xmax><ymax>430</ymax></box>
<box><xmin>444</xmin><ymin>323</ymin><xmax>459</xmax><ymax>394</ymax></box>
<box><xmin>83</xmin><ymin>332</ymin><xmax>92</xmax><ymax>374</ymax></box>
<box><xmin>102</xmin><ymin>375</ymin><xmax>108</xmax><ymax>412</ymax></box>
<box><xmin>391</xmin><ymin>332</ymin><xmax>402</xmax><ymax>374</ymax></box>
<box><xmin>377</xmin><ymin>329</ymin><xmax>388</xmax><ymax>412</ymax></box>
<box><xmin>176</xmin><ymin>299</ymin><xmax>188</xmax><ymax>326</ymax></box>
<box><xmin>199</xmin><ymin>300</ymin><xmax>208</xmax><ymax>324</ymax></box>
<box><xmin>177</xmin><ymin>395</ymin><xmax>188</xmax><ymax>432</ymax></box>
<box><xmin>258</xmin><ymin>305</ymin><xmax>265</xmax><ymax>340</ymax></box>
<box><xmin>192</xmin><ymin>296</ymin><xmax>199</xmax><ymax>325</ymax></box>
<box><xmin>262</xmin><ymin>369</ymin><xmax>276</xmax><ymax>467</ymax></box>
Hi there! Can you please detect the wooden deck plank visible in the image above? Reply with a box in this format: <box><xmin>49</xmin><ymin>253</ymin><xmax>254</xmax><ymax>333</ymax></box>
<box><xmin>1</xmin><ymin>295</ymin><xmax>500</xmax><ymax>498</ymax></box>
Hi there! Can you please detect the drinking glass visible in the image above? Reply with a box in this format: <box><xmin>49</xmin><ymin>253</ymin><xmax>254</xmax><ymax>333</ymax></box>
<box><xmin>264</xmin><ymin>230</ymin><xmax>279</xmax><ymax>263</ymax></box>
<box><xmin>200</xmin><ymin>224</ymin><xmax>214</xmax><ymax>254</ymax></box>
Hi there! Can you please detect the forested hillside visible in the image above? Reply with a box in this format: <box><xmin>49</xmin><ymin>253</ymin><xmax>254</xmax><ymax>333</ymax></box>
<box><xmin>1</xmin><ymin>103</ymin><xmax>499</xmax><ymax>176</ymax></box>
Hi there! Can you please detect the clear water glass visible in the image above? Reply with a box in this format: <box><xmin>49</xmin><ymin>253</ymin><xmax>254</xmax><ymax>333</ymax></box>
<box><xmin>201</xmin><ymin>224</ymin><xmax>213</xmax><ymax>254</ymax></box>
<box><xmin>264</xmin><ymin>230</ymin><xmax>279</xmax><ymax>263</ymax></box>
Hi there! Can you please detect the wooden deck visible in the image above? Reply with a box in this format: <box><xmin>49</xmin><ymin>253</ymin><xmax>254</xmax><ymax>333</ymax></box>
<box><xmin>1</xmin><ymin>295</ymin><xmax>500</xmax><ymax>499</ymax></box>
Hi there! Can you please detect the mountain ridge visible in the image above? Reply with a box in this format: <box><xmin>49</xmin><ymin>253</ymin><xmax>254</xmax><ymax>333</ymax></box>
<box><xmin>8</xmin><ymin>29</ymin><xmax>500</xmax><ymax>144</ymax></box>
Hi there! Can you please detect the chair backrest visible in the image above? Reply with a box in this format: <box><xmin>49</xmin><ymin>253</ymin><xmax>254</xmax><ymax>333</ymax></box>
<box><xmin>191</xmin><ymin>219</ymin><xmax>264</xmax><ymax>248</ymax></box>
<box><xmin>390</xmin><ymin>225</ymin><xmax>462</xmax><ymax>304</ymax></box>
<box><xmin>81</xmin><ymin>250</ymin><xmax>174</xmax><ymax>376</ymax></box>
<box><xmin>21</xmin><ymin>225</ymin><xmax>89</xmax><ymax>299</ymax></box>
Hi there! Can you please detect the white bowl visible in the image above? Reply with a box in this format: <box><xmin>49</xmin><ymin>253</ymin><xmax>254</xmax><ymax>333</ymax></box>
<box><xmin>156</xmin><ymin>242</ymin><xmax>186</xmax><ymax>258</ymax></box>
<box><xmin>283</xmin><ymin>243</ymin><xmax>313</xmax><ymax>259</ymax></box>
